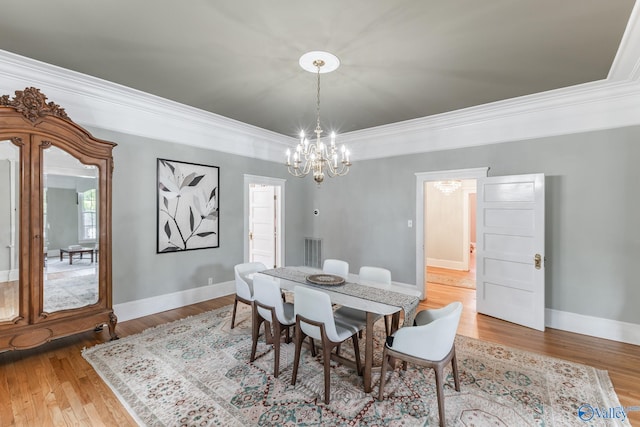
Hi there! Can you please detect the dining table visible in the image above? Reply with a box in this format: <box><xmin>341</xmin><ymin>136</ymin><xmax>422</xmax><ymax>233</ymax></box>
<box><xmin>256</xmin><ymin>266</ymin><xmax>421</xmax><ymax>393</ymax></box>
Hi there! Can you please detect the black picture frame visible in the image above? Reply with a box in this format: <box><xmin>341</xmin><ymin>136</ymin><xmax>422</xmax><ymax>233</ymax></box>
<box><xmin>156</xmin><ymin>158</ymin><xmax>219</xmax><ymax>253</ymax></box>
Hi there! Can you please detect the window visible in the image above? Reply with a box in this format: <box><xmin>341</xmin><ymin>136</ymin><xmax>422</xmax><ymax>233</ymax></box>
<box><xmin>79</xmin><ymin>189</ymin><xmax>97</xmax><ymax>241</ymax></box>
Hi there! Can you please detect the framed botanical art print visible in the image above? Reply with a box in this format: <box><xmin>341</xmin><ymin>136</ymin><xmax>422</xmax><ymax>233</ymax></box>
<box><xmin>157</xmin><ymin>158</ymin><xmax>219</xmax><ymax>253</ymax></box>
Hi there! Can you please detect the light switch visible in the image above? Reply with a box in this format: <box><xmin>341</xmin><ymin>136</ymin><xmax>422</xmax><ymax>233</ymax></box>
<box><xmin>408</xmin><ymin>220</ymin><xmax>413</xmax><ymax>228</ymax></box>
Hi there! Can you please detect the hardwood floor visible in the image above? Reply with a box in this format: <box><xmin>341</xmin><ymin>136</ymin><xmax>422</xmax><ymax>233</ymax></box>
<box><xmin>1</xmin><ymin>286</ymin><xmax>638</xmax><ymax>426</ymax></box>
<box><xmin>426</xmin><ymin>250</ymin><xmax>476</xmax><ymax>289</ymax></box>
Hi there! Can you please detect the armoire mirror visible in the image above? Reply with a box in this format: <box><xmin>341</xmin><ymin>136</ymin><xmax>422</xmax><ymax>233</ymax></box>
<box><xmin>43</xmin><ymin>146</ymin><xmax>99</xmax><ymax>313</ymax></box>
<box><xmin>0</xmin><ymin>139</ymin><xmax>19</xmax><ymax>323</ymax></box>
<box><xmin>0</xmin><ymin>87</ymin><xmax>117</xmax><ymax>351</ymax></box>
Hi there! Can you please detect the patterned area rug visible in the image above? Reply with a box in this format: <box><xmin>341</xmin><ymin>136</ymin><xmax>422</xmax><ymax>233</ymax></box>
<box><xmin>82</xmin><ymin>305</ymin><xmax>626</xmax><ymax>426</ymax></box>
<box><xmin>427</xmin><ymin>272</ymin><xmax>476</xmax><ymax>289</ymax></box>
<box><xmin>46</xmin><ymin>258</ymin><xmax>96</xmax><ymax>274</ymax></box>
<box><xmin>44</xmin><ymin>275</ymin><xmax>97</xmax><ymax>312</ymax></box>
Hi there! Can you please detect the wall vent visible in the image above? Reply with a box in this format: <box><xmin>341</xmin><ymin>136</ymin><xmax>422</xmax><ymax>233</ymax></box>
<box><xmin>304</xmin><ymin>237</ymin><xmax>322</xmax><ymax>269</ymax></box>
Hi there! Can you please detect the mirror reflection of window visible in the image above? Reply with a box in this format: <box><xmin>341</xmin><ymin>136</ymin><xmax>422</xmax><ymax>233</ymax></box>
<box><xmin>0</xmin><ymin>139</ymin><xmax>20</xmax><ymax>322</ymax></box>
<box><xmin>79</xmin><ymin>189</ymin><xmax>97</xmax><ymax>241</ymax></box>
<box><xmin>43</xmin><ymin>146</ymin><xmax>99</xmax><ymax>313</ymax></box>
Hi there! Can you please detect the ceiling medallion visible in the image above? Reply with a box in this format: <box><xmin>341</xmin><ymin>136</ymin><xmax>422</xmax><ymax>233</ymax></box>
<box><xmin>285</xmin><ymin>51</ymin><xmax>351</xmax><ymax>185</ymax></box>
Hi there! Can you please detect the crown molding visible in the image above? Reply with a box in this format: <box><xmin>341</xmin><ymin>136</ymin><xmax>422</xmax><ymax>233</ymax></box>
<box><xmin>609</xmin><ymin>0</ymin><xmax>640</xmax><ymax>81</ymax></box>
<box><xmin>0</xmin><ymin>50</ymin><xmax>292</xmax><ymax>162</ymax></box>
<box><xmin>342</xmin><ymin>77</ymin><xmax>640</xmax><ymax>160</ymax></box>
<box><xmin>2</xmin><ymin>5</ymin><xmax>640</xmax><ymax>166</ymax></box>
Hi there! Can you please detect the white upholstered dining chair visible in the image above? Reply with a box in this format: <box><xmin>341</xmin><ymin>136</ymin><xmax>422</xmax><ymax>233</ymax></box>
<box><xmin>231</xmin><ymin>262</ymin><xmax>267</xmax><ymax>329</ymax></box>
<box><xmin>360</xmin><ymin>266</ymin><xmax>392</xmax><ymax>334</ymax></box>
<box><xmin>322</xmin><ymin>259</ymin><xmax>349</xmax><ymax>279</ymax></box>
<box><xmin>250</xmin><ymin>274</ymin><xmax>295</xmax><ymax>378</ymax></box>
<box><xmin>291</xmin><ymin>286</ymin><xmax>365</xmax><ymax>404</ymax></box>
<box><xmin>378</xmin><ymin>301</ymin><xmax>463</xmax><ymax>427</ymax></box>
<box><xmin>333</xmin><ymin>266</ymin><xmax>391</xmax><ymax>336</ymax></box>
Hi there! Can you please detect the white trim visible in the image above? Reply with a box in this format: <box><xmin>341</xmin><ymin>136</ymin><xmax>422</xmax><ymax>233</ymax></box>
<box><xmin>243</xmin><ymin>174</ymin><xmax>286</xmax><ymax>266</ymax></box>
<box><xmin>609</xmin><ymin>0</ymin><xmax>640</xmax><ymax>81</ymax></box>
<box><xmin>426</xmin><ymin>258</ymin><xmax>466</xmax><ymax>271</ymax></box>
<box><xmin>416</xmin><ymin>168</ymin><xmax>489</xmax><ymax>300</ymax></box>
<box><xmin>113</xmin><ymin>280</ymin><xmax>235</xmax><ymax>323</ymax></box>
<box><xmin>3</xmin><ymin>31</ymin><xmax>640</xmax><ymax>165</ymax></box>
<box><xmin>343</xmin><ymin>79</ymin><xmax>640</xmax><ymax>160</ymax></box>
<box><xmin>546</xmin><ymin>308</ymin><xmax>640</xmax><ymax>346</ymax></box>
<box><xmin>0</xmin><ymin>50</ymin><xmax>293</xmax><ymax>162</ymax></box>
<box><xmin>110</xmin><ymin>277</ymin><xmax>640</xmax><ymax>345</ymax></box>
<box><xmin>0</xmin><ymin>269</ymin><xmax>19</xmax><ymax>282</ymax></box>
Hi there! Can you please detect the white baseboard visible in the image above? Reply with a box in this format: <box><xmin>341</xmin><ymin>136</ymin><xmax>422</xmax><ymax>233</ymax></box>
<box><xmin>0</xmin><ymin>269</ymin><xmax>19</xmax><ymax>282</ymax></box>
<box><xmin>113</xmin><ymin>280</ymin><xmax>235</xmax><ymax>323</ymax></box>
<box><xmin>111</xmin><ymin>280</ymin><xmax>640</xmax><ymax>347</ymax></box>
<box><xmin>546</xmin><ymin>308</ymin><xmax>640</xmax><ymax>346</ymax></box>
<box><xmin>426</xmin><ymin>258</ymin><xmax>466</xmax><ymax>271</ymax></box>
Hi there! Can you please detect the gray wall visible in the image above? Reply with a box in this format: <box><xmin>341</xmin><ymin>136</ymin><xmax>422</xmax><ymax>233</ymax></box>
<box><xmin>86</xmin><ymin>123</ymin><xmax>640</xmax><ymax>326</ymax></box>
<box><xmin>313</xmin><ymin>127</ymin><xmax>640</xmax><ymax>324</ymax></box>
<box><xmin>46</xmin><ymin>188</ymin><xmax>79</xmax><ymax>250</ymax></box>
<box><xmin>89</xmin><ymin>128</ymin><xmax>313</xmax><ymax>305</ymax></box>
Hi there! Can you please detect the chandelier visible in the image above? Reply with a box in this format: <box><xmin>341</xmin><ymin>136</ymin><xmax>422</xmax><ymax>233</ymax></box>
<box><xmin>433</xmin><ymin>180</ymin><xmax>462</xmax><ymax>195</ymax></box>
<box><xmin>286</xmin><ymin>51</ymin><xmax>351</xmax><ymax>184</ymax></box>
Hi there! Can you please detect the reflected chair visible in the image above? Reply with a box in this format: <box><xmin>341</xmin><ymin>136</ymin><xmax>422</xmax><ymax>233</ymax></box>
<box><xmin>378</xmin><ymin>301</ymin><xmax>463</xmax><ymax>427</ymax></box>
<box><xmin>250</xmin><ymin>274</ymin><xmax>295</xmax><ymax>378</ymax></box>
<box><xmin>231</xmin><ymin>262</ymin><xmax>267</xmax><ymax>329</ymax></box>
<box><xmin>322</xmin><ymin>259</ymin><xmax>349</xmax><ymax>279</ymax></box>
<box><xmin>291</xmin><ymin>286</ymin><xmax>365</xmax><ymax>404</ymax></box>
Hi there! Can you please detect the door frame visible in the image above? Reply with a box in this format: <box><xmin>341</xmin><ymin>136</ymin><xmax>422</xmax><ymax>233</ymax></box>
<box><xmin>415</xmin><ymin>167</ymin><xmax>489</xmax><ymax>299</ymax></box>
<box><xmin>243</xmin><ymin>174</ymin><xmax>286</xmax><ymax>266</ymax></box>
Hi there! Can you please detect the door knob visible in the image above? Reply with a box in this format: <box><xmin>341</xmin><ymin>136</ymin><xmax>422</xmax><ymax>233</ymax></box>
<box><xmin>534</xmin><ymin>254</ymin><xmax>542</xmax><ymax>269</ymax></box>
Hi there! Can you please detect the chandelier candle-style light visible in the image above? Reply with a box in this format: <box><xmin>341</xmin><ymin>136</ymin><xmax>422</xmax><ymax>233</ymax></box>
<box><xmin>286</xmin><ymin>51</ymin><xmax>351</xmax><ymax>184</ymax></box>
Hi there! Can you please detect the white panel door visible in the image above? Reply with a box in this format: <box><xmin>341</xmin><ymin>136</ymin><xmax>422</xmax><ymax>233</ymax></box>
<box><xmin>249</xmin><ymin>184</ymin><xmax>276</xmax><ymax>268</ymax></box>
<box><xmin>476</xmin><ymin>173</ymin><xmax>545</xmax><ymax>331</ymax></box>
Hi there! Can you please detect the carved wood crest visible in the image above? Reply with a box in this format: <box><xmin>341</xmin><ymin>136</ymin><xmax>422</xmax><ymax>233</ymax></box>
<box><xmin>0</xmin><ymin>87</ymin><xmax>70</xmax><ymax>123</ymax></box>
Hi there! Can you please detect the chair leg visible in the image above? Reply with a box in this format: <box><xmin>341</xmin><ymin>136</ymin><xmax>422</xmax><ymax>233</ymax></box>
<box><xmin>322</xmin><ymin>343</ymin><xmax>333</xmax><ymax>404</ymax></box>
<box><xmin>250</xmin><ymin>309</ymin><xmax>263</xmax><ymax>362</ymax></box>
<box><xmin>272</xmin><ymin>322</ymin><xmax>281</xmax><ymax>378</ymax></box>
<box><xmin>291</xmin><ymin>326</ymin><xmax>305</xmax><ymax>386</ymax></box>
<box><xmin>434</xmin><ymin>366</ymin><xmax>446</xmax><ymax>427</ymax></box>
<box><xmin>309</xmin><ymin>337</ymin><xmax>316</xmax><ymax>357</ymax></box>
<box><xmin>378</xmin><ymin>348</ymin><xmax>388</xmax><ymax>401</ymax></box>
<box><xmin>451</xmin><ymin>347</ymin><xmax>460</xmax><ymax>392</ymax></box>
<box><xmin>351</xmin><ymin>334</ymin><xmax>362</xmax><ymax>375</ymax></box>
<box><xmin>230</xmin><ymin>297</ymin><xmax>239</xmax><ymax>329</ymax></box>
<box><xmin>384</xmin><ymin>315</ymin><xmax>390</xmax><ymax>336</ymax></box>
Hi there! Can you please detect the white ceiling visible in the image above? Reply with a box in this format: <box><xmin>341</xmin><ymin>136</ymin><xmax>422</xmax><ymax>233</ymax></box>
<box><xmin>0</xmin><ymin>1</ymin><xmax>635</xmax><ymax>138</ymax></box>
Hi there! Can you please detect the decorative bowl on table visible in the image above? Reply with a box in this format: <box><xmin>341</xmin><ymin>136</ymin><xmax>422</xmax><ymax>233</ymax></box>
<box><xmin>306</xmin><ymin>274</ymin><xmax>345</xmax><ymax>286</ymax></box>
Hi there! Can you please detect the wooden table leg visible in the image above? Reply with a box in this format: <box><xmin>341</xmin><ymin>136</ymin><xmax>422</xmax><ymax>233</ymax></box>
<box><xmin>363</xmin><ymin>311</ymin><xmax>375</xmax><ymax>393</ymax></box>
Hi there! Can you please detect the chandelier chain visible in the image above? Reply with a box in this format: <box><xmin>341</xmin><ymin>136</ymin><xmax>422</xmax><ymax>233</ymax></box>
<box><xmin>316</xmin><ymin>65</ymin><xmax>322</xmax><ymax>135</ymax></box>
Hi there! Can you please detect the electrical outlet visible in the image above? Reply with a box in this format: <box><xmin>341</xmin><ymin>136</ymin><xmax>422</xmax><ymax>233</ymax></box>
<box><xmin>208</xmin><ymin>277</ymin><xmax>213</xmax><ymax>285</ymax></box>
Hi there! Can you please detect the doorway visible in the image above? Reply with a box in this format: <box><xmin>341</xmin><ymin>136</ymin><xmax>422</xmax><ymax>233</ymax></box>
<box><xmin>425</xmin><ymin>180</ymin><xmax>477</xmax><ymax>290</ymax></box>
<box><xmin>415</xmin><ymin>167</ymin><xmax>488</xmax><ymax>299</ymax></box>
<box><xmin>243</xmin><ymin>175</ymin><xmax>285</xmax><ymax>268</ymax></box>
